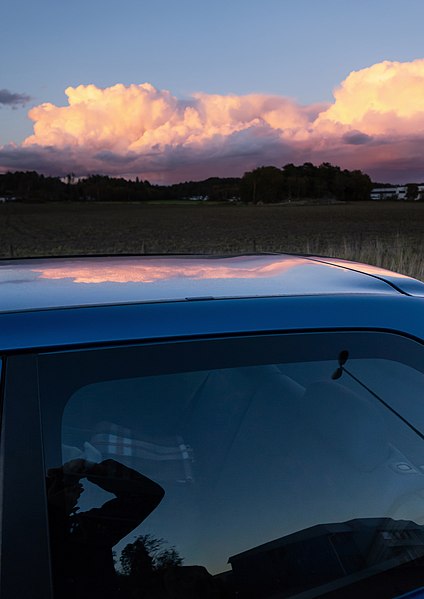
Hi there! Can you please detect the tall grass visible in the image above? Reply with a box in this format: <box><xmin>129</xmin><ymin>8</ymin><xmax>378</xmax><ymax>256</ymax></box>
<box><xmin>301</xmin><ymin>235</ymin><xmax>424</xmax><ymax>281</ymax></box>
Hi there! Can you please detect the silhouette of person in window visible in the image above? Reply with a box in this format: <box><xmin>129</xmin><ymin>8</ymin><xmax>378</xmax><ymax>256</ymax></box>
<box><xmin>46</xmin><ymin>458</ymin><xmax>164</xmax><ymax>599</ymax></box>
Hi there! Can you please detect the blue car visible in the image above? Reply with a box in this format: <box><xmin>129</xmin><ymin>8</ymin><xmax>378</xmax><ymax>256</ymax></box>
<box><xmin>2</xmin><ymin>253</ymin><xmax>424</xmax><ymax>599</ymax></box>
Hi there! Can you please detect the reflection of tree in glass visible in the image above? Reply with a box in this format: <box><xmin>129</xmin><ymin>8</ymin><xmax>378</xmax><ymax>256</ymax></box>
<box><xmin>118</xmin><ymin>535</ymin><xmax>183</xmax><ymax>597</ymax></box>
<box><xmin>120</xmin><ymin>534</ymin><xmax>183</xmax><ymax>577</ymax></box>
<box><xmin>119</xmin><ymin>535</ymin><xmax>227</xmax><ymax>598</ymax></box>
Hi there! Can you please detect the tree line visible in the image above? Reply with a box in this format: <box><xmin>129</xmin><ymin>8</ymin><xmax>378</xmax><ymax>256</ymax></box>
<box><xmin>240</xmin><ymin>163</ymin><xmax>373</xmax><ymax>202</ymax></box>
<box><xmin>0</xmin><ymin>170</ymin><xmax>240</xmax><ymax>203</ymax></box>
<box><xmin>0</xmin><ymin>162</ymin><xmax>393</xmax><ymax>203</ymax></box>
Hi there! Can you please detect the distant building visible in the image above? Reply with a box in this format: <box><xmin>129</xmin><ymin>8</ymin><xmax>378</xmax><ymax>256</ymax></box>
<box><xmin>228</xmin><ymin>517</ymin><xmax>424</xmax><ymax>598</ymax></box>
<box><xmin>188</xmin><ymin>195</ymin><xmax>209</xmax><ymax>201</ymax></box>
<box><xmin>371</xmin><ymin>185</ymin><xmax>424</xmax><ymax>200</ymax></box>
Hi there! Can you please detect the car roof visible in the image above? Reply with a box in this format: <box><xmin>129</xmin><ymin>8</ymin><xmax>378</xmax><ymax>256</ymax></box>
<box><xmin>1</xmin><ymin>254</ymin><xmax>423</xmax><ymax>314</ymax></box>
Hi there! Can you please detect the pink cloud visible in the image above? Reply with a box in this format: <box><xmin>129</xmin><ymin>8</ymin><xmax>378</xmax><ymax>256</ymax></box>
<box><xmin>315</xmin><ymin>59</ymin><xmax>424</xmax><ymax>135</ymax></box>
<box><xmin>2</xmin><ymin>59</ymin><xmax>424</xmax><ymax>183</ymax></box>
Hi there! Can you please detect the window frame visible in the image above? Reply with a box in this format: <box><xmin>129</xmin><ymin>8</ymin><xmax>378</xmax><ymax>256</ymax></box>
<box><xmin>0</xmin><ymin>354</ymin><xmax>53</xmax><ymax>599</ymax></box>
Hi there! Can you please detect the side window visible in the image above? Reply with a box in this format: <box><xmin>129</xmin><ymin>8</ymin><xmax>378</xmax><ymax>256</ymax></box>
<box><xmin>38</xmin><ymin>332</ymin><xmax>424</xmax><ymax>599</ymax></box>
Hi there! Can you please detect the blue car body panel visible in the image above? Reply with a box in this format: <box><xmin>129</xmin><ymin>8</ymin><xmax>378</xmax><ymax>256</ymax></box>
<box><xmin>0</xmin><ymin>254</ymin><xmax>420</xmax><ymax>315</ymax></box>
<box><xmin>1</xmin><ymin>294</ymin><xmax>424</xmax><ymax>352</ymax></box>
<box><xmin>1</xmin><ymin>253</ymin><xmax>424</xmax><ymax>352</ymax></box>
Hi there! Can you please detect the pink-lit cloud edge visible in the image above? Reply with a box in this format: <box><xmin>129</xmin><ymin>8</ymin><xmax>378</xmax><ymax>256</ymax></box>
<box><xmin>2</xmin><ymin>59</ymin><xmax>424</xmax><ymax>183</ymax></box>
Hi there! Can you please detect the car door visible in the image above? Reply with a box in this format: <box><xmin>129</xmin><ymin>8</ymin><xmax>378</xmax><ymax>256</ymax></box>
<box><xmin>4</xmin><ymin>330</ymin><xmax>424</xmax><ymax>598</ymax></box>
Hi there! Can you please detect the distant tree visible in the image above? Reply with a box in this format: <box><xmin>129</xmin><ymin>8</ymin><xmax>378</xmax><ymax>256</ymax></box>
<box><xmin>120</xmin><ymin>534</ymin><xmax>183</xmax><ymax>578</ymax></box>
<box><xmin>344</xmin><ymin>170</ymin><xmax>373</xmax><ymax>201</ymax></box>
<box><xmin>66</xmin><ymin>173</ymin><xmax>75</xmax><ymax>185</ymax></box>
<box><xmin>0</xmin><ymin>170</ymin><xmax>68</xmax><ymax>201</ymax></box>
<box><xmin>240</xmin><ymin>162</ymin><xmax>372</xmax><ymax>203</ymax></box>
<box><xmin>406</xmin><ymin>183</ymin><xmax>419</xmax><ymax>201</ymax></box>
<box><xmin>241</xmin><ymin>166</ymin><xmax>285</xmax><ymax>202</ymax></box>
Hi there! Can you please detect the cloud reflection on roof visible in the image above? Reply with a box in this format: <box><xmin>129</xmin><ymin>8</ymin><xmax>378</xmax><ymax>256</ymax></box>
<box><xmin>35</xmin><ymin>256</ymin><xmax>306</xmax><ymax>284</ymax></box>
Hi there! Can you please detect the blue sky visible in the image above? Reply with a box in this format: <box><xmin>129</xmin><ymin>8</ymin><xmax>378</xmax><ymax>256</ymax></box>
<box><xmin>2</xmin><ymin>0</ymin><xmax>424</xmax><ymax>182</ymax></box>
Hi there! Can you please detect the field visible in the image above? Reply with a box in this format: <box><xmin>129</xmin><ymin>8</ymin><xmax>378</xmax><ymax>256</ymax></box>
<box><xmin>1</xmin><ymin>200</ymin><xmax>424</xmax><ymax>280</ymax></box>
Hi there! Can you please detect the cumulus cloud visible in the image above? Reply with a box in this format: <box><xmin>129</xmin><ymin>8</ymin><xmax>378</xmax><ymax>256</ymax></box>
<box><xmin>2</xmin><ymin>59</ymin><xmax>424</xmax><ymax>182</ymax></box>
<box><xmin>22</xmin><ymin>83</ymin><xmax>314</xmax><ymax>151</ymax></box>
<box><xmin>315</xmin><ymin>59</ymin><xmax>424</xmax><ymax>135</ymax></box>
<box><xmin>0</xmin><ymin>89</ymin><xmax>31</xmax><ymax>108</ymax></box>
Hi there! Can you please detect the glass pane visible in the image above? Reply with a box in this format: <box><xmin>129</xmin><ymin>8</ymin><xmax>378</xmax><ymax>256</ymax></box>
<box><xmin>39</xmin><ymin>333</ymin><xmax>424</xmax><ymax>598</ymax></box>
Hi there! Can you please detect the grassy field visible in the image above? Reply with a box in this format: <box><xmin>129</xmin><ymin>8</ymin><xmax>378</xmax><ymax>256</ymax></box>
<box><xmin>1</xmin><ymin>200</ymin><xmax>424</xmax><ymax>279</ymax></box>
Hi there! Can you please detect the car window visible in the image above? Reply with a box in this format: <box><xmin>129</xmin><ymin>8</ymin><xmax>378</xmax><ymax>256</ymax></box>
<box><xmin>38</xmin><ymin>331</ymin><xmax>424</xmax><ymax>599</ymax></box>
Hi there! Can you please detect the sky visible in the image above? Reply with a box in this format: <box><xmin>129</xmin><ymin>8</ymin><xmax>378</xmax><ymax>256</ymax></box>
<box><xmin>1</xmin><ymin>0</ymin><xmax>424</xmax><ymax>184</ymax></box>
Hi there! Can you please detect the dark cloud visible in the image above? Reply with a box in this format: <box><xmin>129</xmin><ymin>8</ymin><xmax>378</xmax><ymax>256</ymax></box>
<box><xmin>2</xmin><ymin>135</ymin><xmax>424</xmax><ymax>184</ymax></box>
<box><xmin>0</xmin><ymin>145</ymin><xmax>80</xmax><ymax>176</ymax></box>
<box><xmin>0</xmin><ymin>132</ymin><xmax>297</xmax><ymax>183</ymax></box>
<box><xmin>94</xmin><ymin>150</ymin><xmax>139</xmax><ymax>165</ymax></box>
<box><xmin>342</xmin><ymin>131</ymin><xmax>373</xmax><ymax>145</ymax></box>
<box><xmin>0</xmin><ymin>89</ymin><xmax>32</xmax><ymax>108</ymax></box>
